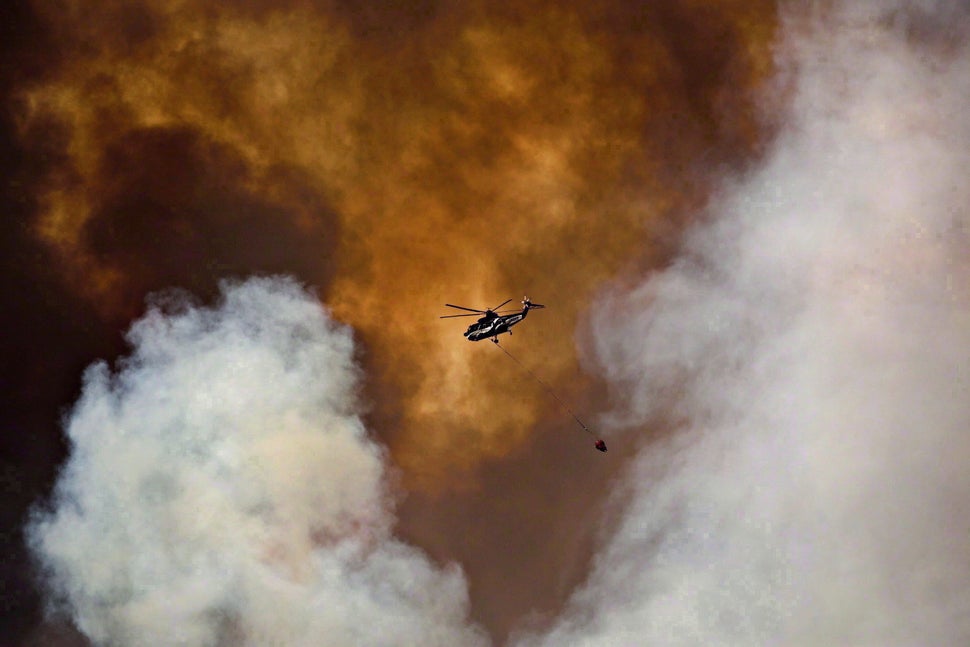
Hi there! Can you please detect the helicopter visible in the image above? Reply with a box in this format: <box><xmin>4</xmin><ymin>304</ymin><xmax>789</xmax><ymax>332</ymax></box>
<box><xmin>440</xmin><ymin>296</ymin><xmax>608</xmax><ymax>453</ymax></box>
<box><xmin>440</xmin><ymin>297</ymin><xmax>545</xmax><ymax>342</ymax></box>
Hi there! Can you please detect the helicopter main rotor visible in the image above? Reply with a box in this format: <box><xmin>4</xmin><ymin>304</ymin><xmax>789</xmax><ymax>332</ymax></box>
<box><xmin>440</xmin><ymin>298</ymin><xmax>514</xmax><ymax>319</ymax></box>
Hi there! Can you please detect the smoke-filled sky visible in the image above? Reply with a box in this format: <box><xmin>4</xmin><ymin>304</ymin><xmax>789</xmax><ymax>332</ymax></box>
<box><xmin>10</xmin><ymin>0</ymin><xmax>776</xmax><ymax>486</ymax></box>
<box><xmin>3</xmin><ymin>1</ymin><xmax>970</xmax><ymax>645</ymax></box>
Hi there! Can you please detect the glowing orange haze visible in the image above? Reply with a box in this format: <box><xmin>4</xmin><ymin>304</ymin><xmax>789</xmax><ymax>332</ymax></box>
<box><xmin>19</xmin><ymin>0</ymin><xmax>777</xmax><ymax>488</ymax></box>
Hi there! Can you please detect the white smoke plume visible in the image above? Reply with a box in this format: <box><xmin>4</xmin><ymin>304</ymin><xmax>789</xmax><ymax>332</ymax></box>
<box><xmin>520</xmin><ymin>2</ymin><xmax>970</xmax><ymax>646</ymax></box>
<box><xmin>28</xmin><ymin>277</ymin><xmax>486</xmax><ymax>646</ymax></box>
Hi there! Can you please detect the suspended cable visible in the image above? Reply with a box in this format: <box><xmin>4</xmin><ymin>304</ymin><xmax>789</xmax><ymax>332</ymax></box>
<box><xmin>492</xmin><ymin>339</ymin><xmax>607</xmax><ymax>451</ymax></box>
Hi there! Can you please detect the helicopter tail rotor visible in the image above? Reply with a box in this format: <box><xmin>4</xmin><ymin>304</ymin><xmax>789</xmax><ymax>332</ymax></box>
<box><xmin>522</xmin><ymin>296</ymin><xmax>545</xmax><ymax>309</ymax></box>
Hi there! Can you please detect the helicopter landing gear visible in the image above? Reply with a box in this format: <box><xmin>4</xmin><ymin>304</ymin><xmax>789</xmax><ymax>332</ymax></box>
<box><xmin>491</xmin><ymin>337</ymin><xmax>499</xmax><ymax>344</ymax></box>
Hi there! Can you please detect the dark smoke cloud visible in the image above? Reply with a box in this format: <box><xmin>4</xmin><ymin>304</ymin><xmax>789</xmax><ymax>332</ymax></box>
<box><xmin>81</xmin><ymin>125</ymin><xmax>339</xmax><ymax>321</ymax></box>
<box><xmin>13</xmin><ymin>0</ymin><xmax>777</xmax><ymax>483</ymax></box>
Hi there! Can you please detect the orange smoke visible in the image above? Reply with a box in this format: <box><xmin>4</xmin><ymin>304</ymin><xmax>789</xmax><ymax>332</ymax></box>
<box><xmin>17</xmin><ymin>0</ymin><xmax>778</xmax><ymax>488</ymax></box>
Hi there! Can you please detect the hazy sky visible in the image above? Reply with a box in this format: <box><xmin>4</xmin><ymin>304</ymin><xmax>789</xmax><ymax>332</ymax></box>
<box><xmin>3</xmin><ymin>1</ymin><xmax>969</xmax><ymax>645</ymax></box>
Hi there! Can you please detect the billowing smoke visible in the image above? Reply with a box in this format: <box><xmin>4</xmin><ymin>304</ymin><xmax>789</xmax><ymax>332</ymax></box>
<box><xmin>28</xmin><ymin>277</ymin><xmax>485</xmax><ymax>646</ymax></box>
<box><xmin>519</xmin><ymin>3</ymin><xmax>970</xmax><ymax>645</ymax></box>
<box><xmin>15</xmin><ymin>1</ymin><xmax>970</xmax><ymax>645</ymax></box>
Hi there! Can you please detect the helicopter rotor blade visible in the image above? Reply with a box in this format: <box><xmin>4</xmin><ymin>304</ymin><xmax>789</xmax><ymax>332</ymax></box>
<box><xmin>440</xmin><ymin>313</ymin><xmax>484</xmax><ymax>319</ymax></box>
<box><xmin>444</xmin><ymin>303</ymin><xmax>487</xmax><ymax>314</ymax></box>
<box><xmin>491</xmin><ymin>298</ymin><xmax>513</xmax><ymax>311</ymax></box>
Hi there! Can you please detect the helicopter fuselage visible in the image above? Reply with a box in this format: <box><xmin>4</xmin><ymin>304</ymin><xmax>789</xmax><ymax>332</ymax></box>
<box><xmin>464</xmin><ymin>309</ymin><xmax>529</xmax><ymax>341</ymax></box>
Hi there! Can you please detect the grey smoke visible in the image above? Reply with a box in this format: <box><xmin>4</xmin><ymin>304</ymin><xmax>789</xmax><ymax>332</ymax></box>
<box><xmin>521</xmin><ymin>2</ymin><xmax>970</xmax><ymax>646</ymax></box>
<box><xmin>29</xmin><ymin>277</ymin><xmax>486</xmax><ymax>646</ymax></box>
